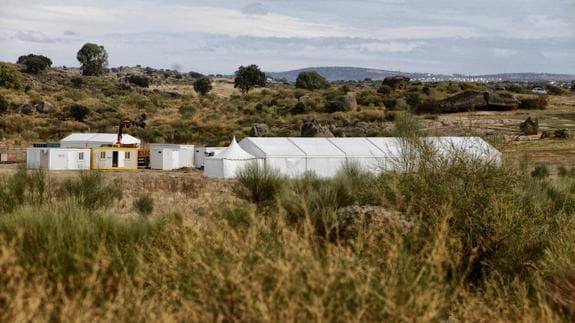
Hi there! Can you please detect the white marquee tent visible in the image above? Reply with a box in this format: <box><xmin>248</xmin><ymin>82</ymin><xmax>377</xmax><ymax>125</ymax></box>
<box><xmin>204</xmin><ymin>138</ymin><xmax>262</xmax><ymax>179</ymax></box>
<box><xmin>60</xmin><ymin>133</ymin><xmax>141</xmax><ymax>148</ymax></box>
<box><xmin>238</xmin><ymin>137</ymin><xmax>501</xmax><ymax>178</ymax></box>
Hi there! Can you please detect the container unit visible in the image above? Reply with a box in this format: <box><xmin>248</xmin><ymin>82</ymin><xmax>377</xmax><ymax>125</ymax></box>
<box><xmin>26</xmin><ymin>148</ymin><xmax>91</xmax><ymax>170</ymax></box>
<box><xmin>149</xmin><ymin>144</ymin><xmax>195</xmax><ymax>170</ymax></box>
<box><xmin>91</xmin><ymin>147</ymin><xmax>139</xmax><ymax>170</ymax></box>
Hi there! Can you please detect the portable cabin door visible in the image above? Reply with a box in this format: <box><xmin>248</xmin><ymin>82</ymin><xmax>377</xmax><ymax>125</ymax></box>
<box><xmin>112</xmin><ymin>151</ymin><xmax>119</xmax><ymax>168</ymax></box>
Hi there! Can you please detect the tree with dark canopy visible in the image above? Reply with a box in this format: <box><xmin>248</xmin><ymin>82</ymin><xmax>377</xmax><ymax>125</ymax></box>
<box><xmin>76</xmin><ymin>43</ymin><xmax>108</xmax><ymax>76</ymax></box>
<box><xmin>234</xmin><ymin>64</ymin><xmax>266</xmax><ymax>94</ymax></box>
<box><xmin>17</xmin><ymin>54</ymin><xmax>52</xmax><ymax>74</ymax></box>
<box><xmin>193</xmin><ymin>77</ymin><xmax>213</xmax><ymax>96</ymax></box>
<box><xmin>295</xmin><ymin>71</ymin><xmax>330</xmax><ymax>90</ymax></box>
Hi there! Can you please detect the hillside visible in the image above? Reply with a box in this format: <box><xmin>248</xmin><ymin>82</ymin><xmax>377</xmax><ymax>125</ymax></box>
<box><xmin>268</xmin><ymin>66</ymin><xmax>575</xmax><ymax>82</ymax></box>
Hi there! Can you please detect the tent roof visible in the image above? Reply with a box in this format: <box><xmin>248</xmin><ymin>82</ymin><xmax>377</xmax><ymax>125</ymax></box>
<box><xmin>238</xmin><ymin>136</ymin><xmax>499</xmax><ymax>160</ymax></box>
<box><xmin>288</xmin><ymin>138</ymin><xmax>346</xmax><ymax>157</ymax></box>
<box><xmin>240</xmin><ymin>137</ymin><xmax>306</xmax><ymax>157</ymax></box>
<box><xmin>211</xmin><ymin>137</ymin><xmax>256</xmax><ymax>160</ymax></box>
<box><xmin>60</xmin><ymin>133</ymin><xmax>140</xmax><ymax>145</ymax></box>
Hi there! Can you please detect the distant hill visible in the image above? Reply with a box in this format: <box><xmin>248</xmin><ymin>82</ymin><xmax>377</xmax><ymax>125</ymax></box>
<box><xmin>267</xmin><ymin>66</ymin><xmax>575</xmax><ymax>83</ymax></box>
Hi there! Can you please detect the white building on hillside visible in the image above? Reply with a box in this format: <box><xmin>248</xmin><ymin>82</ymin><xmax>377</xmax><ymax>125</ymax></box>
<box><xmin>204</xmin><ymin>138</ymin><xmax>262</xmax><ymax>179</ymax></box>
<box><xmin>60</xmin><ymin>133</ymin><xmax>141</xmax><ymax>148</ymax></box>
<box><xmin>149</xmin><ymin>144</ymin><xmax>195</xmax><ymax>170</ymax></box>
<box><xmin>26</xmin><ymin>148</ymin><xmax>91</xmax><ymax>170</ymax></box>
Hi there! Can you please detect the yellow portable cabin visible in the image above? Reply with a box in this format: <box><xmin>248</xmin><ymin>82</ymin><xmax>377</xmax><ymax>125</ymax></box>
<box><xmin>91</xmin><ymin>146</ymin><xmax>138</xmax><ymax>170</ymax></box>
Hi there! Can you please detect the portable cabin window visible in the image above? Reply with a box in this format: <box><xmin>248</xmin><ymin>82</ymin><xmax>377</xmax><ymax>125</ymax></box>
<box><xmin>79</xmin><ymin>152</ymin><xmax>84</xmax><ymax>160</ymax></box>
<box><xmin>100</xmin><ymin>151</ymin><xmax>106</xmax><ymax>159</ymax></box>
<box><xmin>125</xmin><ymin>151</ymin><xmax>131</xmax><ymax>160</ymax></box>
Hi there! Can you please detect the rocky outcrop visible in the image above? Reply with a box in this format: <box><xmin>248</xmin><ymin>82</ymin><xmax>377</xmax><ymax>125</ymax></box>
<box><xmin>437</xmin><ymin>91</ymin><xmax>519</xmax><ymax>113</ymax></box>
<box><xmin>19</xmin><ymin>104</ymin><xmax>35</xmax><ymax>115</ymax></box>
<box><xmin>342</xmin><ymin>95</ymin><xmax>358</xmax><ymax>112</ymax></box>
<box><xmin>555</xmin><ymin>129</ymin><xmax>570</xmax><ymax>139</ymax></box>
<box><xmin>336</xmin><ymin>205</ymin><xmax>412</xmax><ymax>239</ymax></box>
<box><xmin>382</xmin><ymin>76</ymin><xmax>410</xmax><ymax>90</ymax></box>
<box><xmin>301</xmin><ymin>119</ymin><xmax>334</xmax><ymax>137</ymax></box>
<box><xmin>34</xmin><ymin>101</ymin><xmax>54</xmax><ymax>113</ymax></box>
<box><xmin>249</xmin><ymin>123</ymin><xmax>270</xmax><ymax>137</ymax></box>
<box><xmin>520</xmin><ymin>117</ymin><xmax>539</xmax><ymax>135</ymax></box>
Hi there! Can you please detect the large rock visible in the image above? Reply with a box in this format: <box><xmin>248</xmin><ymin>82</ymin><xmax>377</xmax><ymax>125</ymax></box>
<box><xmin>301</xmin><ymin>119</ymin><xmax>334</xmax><ymax>137</ymax></box>
<box><xmin>336</xmin><ymin>205</ymin><xmax>412</xmax><ymax>239</ymax></box>
<box><xmin>19</xmin><ymin>104</ymin><xmax>35</xmax><ymax>115</ymax></box>
<box><xmin>438</xmin><ymin>91</ymin><xmax>519</xmax><ymax>113</ymax></box>
<box><xmin>520</xmin><ymin>117</ymin><xmax>539</xmax><ymax>135</ymax></box>
<box><xmin>249</xmin><ymin>123</ymin><xmax>270</xmax><ymax>137</ymax></box>
<box><xmin>382</xmin><ymin>76</ymin><xmax>410</xmax><ymax>91</ymax></box>
<box><xmin>34</xmin><ymin>101</ymin><xmax>54</xmax><ymax>113</ymax></box>
<box><xmin>342</xmin><ymin>95</ymin><xmax>358</xmax><ymax>112</ymax></box>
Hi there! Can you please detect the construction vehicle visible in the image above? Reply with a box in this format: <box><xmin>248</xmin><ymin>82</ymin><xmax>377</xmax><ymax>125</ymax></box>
<box><xmin>114</xmin><ymin>114</ymin><xmax>150</xmax><ymax>168</ymax></box>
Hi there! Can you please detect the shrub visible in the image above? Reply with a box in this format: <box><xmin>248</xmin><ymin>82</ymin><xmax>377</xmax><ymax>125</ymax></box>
<box><xmin>378</xmin><ymin>84</ymin><xmax>391</xmax><ymax>95</ymax></box>
<box><xmin>133</xmin><ymin>193</ymin><xmax>154</xmax><ymax>216</ymax></box>
<box><xmin>291</xmin><ymin>101</ymin><xmax>308</xmax><ymax>114</ymax></box>
<box><xmin>405</xmin><ymin>93</ymin><xmax>422</xmax><ymax>111</ymax></box>
<box><xmin>383</xmin><ymin>97</ymin><xmax>398</xmax><ymax>110</ymax></box>
<box><xmin>355</xmin><ymin>91</ymin><xmax>384</xmax><ymax>107</ymax></box>
<box><xmin>70</xmin><ymin>76</ymin><xmax>84</xmax><ymax>88</ymax></box>
<box><xmin>193</xmin><ymin>77</ymin><xmax>213</xmax><ymax>96</ymax></box>
<box><xmin>127</xmin><ymin>75</ymin><xmax>150</xmax><ymax>87</ymax></box>
<box><xmin>58</xmin><ymin>171</ymin><xmax>123</xmax><ymax>210</ymax></box>
<box><xmin>236</xmin><ymin>163</ymin><xmax>285</xmax><ymax>204</ymax></box>
<box><xmin>325</xmin><ymin>99</ymin><xmax>346</xmax><ymax>113</ymax></box>
<box><xmin>0</xmin><ymin>94</ymin><xmax>8</xmax><ymax>114</ymax></box>
<box><xmin>0</xmin><ymin>63</ymin><xmax>21</xmax><ymax>89</ymax></box>
<box><xmin>178</xmin><ymin>103</ymin><xmax>196</xmax><ymax>115</ymax></box>
<box><xmin>68</xmin><ymin>104</ymin><xmax>90</xmax><ymax>122</ymax></box>
<box><xmin>531</xmin><ymin>165</ymin><xmax>550</xmax><ymax>178</ymax></box>
<box><xmin>546</xmin><ymin>84</ymin><xmax>564</xmax><ymax>95</ymax></box>
<box><xmin>17</xmin><ymin>54</ymin><xmax>52</xmax><ymax>74</ymax></box>
<box><xmin>519</xmin><ymin>96</ymin><xmax>548</xmax><ymax>110</ymax></box>
<box><xmin>295</xmin><ymin>71</ymin><xmax>330</xmax><ymax>90</ymax></box>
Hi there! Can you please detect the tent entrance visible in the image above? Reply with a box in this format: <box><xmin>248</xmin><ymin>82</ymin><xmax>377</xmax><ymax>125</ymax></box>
<box><xmin>112</xmin><ymin>151</ymin><xmax>119</xmax><ymax>168</ymax></box>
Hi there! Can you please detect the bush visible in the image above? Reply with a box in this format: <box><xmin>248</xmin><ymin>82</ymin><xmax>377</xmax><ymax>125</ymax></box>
<box><xmin>377</xmin><ymin>84</ymin><xmax>391</xmax><ymax>95</ymax></box>
<box><xmin>178</xmin><ymin>103</ymin><xmax>196</xmax><ymax>115</ymax></box>
<box><xmin>0</xmin><ymin>63</ymin><xmax>21</xmax><ymax>89</ymax></box>
<box><xmin>70</xmin><ymin>77</ymin><xmax>84</xmax><ymax>88</ymax></box>
<box><xmin>519</xmin><ymin>96</ymin><xmax>548</xmax><ymax>110</ymax></box>
<box><xmin>58</xmin><ymin>171</ymin><xmax>123</xmax><ymax>210</ymax></box>
<box><xmin>546</xmin><ymin>84</ymin><xmax>564</xmax><ymax>95</ymax></box>
<box><xmin>17</xmin><ymin>54</ymin><xmax>52</xmax><ymax>74</ymax></box>
<box><xmin>531</xmin><ymin>165</ymin><xmax>550</xmax><ymax>178</ymax></box>
<box><xmin>133</xmin><ymin>193</ymin><xmax>154</xmax><ymax>216</ymax></box>
<box><xmin>405</xmin><ymin>93</ymin><xmax>422</xmax><ymax>111</ymax></box>
<box><xmin>295</xmin><ymin>71</ymin><xmax>330</xmax><ymax>90</ymax></box>
<box><xmin>355</xmin><ymin>91</ymin><xmax>384</xmax><ymax>107</ymax></box>
<box><xmin>236</xmin><ymin>163</ymin><xmax>285</xmax><ymax>204</ymax></box>
<box><xmin>193</xmin><ymin>77</ymin><xmax>213</xmax><ymax>96</ymax></box>
<box><xmin>383</xmin><ymin>98</ymin><xmax>398</xmax><ymax>110</ymax></box>
<box><xmin>126</xmin><ymin>75</ymin><xmax>150</xmax><ymax>87</ymax></box>
<box><xmin>0</xmin><ymin>94</ymin><xmax>8</xmax><ymax>114</ymax></box>
<box><xmin>68</xmin><ymin>103</ymin><xmax>90</xmax><ymax>122</ymax></box>
<box><xmin>325</xmin><ymin>99</ymin><xmax>346</xmax><ymax>113</ymax></box>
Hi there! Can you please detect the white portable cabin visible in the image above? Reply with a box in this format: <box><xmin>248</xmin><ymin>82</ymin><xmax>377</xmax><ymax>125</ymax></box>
<box><xmin>194</xmin><ymin>147</ymin><xmax>226</xmax><ymax>169</ymax></box>
<box><xmin>149</xmin><ymin>144</ymin><xmax>195</xmax><ymax>170</ymax></box>
<box><xmin>238</xmin><ymin>137</ymin><xmax>501</xmax><ymax>178</ymax></box>
<box><xmin>60</xmin><ymin>133</ymin><xmax>141</xmax><ymax>148</ymax></box>
<box><xmin>26</xmin><ymin>148</ymin><xmax>91</xmax><ymax>170</ymax></box>
<box><xmin>204</xmin><ymin>138</ymin><xmax>262</xmax><ymax>179</ymax></box>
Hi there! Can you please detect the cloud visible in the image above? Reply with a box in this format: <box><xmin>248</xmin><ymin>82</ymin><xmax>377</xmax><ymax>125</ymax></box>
<box><xmin>241</xmin><ymin>2</ymin><xmax>271</xmax><ymax>15</ymax></box>
<box><xmin>15</xmin><ymin>30</ymin><xmax>63</xmax><ymax>43</ymax></box>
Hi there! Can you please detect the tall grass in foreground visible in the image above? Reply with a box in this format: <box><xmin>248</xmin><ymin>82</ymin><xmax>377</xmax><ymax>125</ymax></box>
<box><xmin>2</xmin><ymin>126</ymin><xmax>575</xmax><ymax>320</ymax></box>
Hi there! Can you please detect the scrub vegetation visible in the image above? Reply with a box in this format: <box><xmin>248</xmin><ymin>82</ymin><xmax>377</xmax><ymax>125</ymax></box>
<box><xmin>2</xmin><ymin>119</ymin><xmax>575</xmax><ymax>321</ymax></box>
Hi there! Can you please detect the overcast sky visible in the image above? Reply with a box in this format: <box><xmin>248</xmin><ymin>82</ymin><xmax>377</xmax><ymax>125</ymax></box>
<box><xmin>0</xmin><ymin>0</ymin><xmax>574</xmax><ymax>75</ymax></box>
